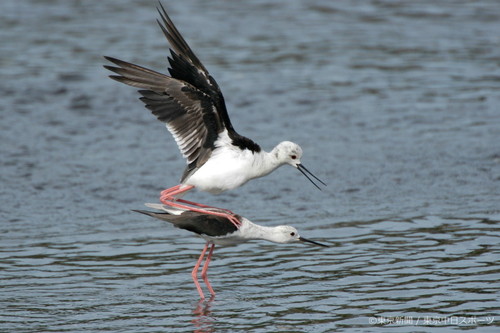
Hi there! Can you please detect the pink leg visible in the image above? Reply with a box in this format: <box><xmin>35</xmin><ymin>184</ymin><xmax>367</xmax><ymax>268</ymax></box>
<box><xmin>200</xmin><ymin>243</ymin><xmax>216</xmax><ymax>297</ymax></box>
<box><xmin>160</xmin><ymin>184</ymin><xmax>192</xmax><ymax>202</ymax></box>
<box><xmin>176</xmin><ymin>198</ymin><xmax>234</xmax><ymax>215</ymax></box>
<box><xmin>192</xmin><ymin>242</ymin><xmax>210</xmax><ymax>299</ymax></box>
<box><xmin>160</xmin><ymin>185</ymin><xmax>234</xmax><ymax>214</ymax></box>
<box><xmin>159</xmin><ymin>184</ymin><xmax>241</xmax><ymax>227</ymax></box>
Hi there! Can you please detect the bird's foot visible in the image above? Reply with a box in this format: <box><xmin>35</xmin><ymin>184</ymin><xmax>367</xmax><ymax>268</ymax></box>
<box><xmin>225</xmin><ymin>213</ymin><xmax>242</xmax><ymax>228</ymax></box>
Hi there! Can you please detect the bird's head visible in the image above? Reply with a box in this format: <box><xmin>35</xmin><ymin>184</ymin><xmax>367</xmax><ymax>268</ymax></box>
<box><xmin>272</xmin><ymin>225</ymin><xmax>328</xmax><ymax>247</ymax></box>
<box><xmin>275</xmin><ymin>141</ymin><xmax>303</xmax><ymax>167</ymax></box>
<box><xmin>274</xmin><ymin>141</ymin><xmax>326</xmax><ymax>190</ymax></box>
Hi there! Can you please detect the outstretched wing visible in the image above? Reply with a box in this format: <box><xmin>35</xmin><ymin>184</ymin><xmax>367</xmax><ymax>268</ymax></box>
<box><xmin>156</xmin><ymin>3</ymin><xmax>260</xmax><ymax>153</ymax></box>
<box><xmin>104</xmin><ymin>3</ymin><xmax>261</xmax><ymax>180</ymax></box>
<box><xmin>104</xmin><ymin>56</ymin><xmax>221</xmax><ymax>169</ymax></box>
<box><xmin>156</xmin><ymin>3</ymin><xmax>235</xmax><ymax>133</ymax></box>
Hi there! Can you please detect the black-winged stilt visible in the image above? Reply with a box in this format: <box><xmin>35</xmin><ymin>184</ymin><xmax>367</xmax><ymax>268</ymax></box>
<box><xmin>104</xmin><ymin>3</ymin><xmax>326</xmax><ymax>227</ymax></box>
<box><xmin>134</xmin><ymin>204</ymin><xmax>328</xmax><ymax>299</ymax></box>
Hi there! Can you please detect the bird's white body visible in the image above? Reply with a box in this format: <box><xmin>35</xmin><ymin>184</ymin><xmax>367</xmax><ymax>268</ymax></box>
<box><xmin>184</xmin><ymin>132</ymin><xmax>303</xmax><ymax>194</ymax></box>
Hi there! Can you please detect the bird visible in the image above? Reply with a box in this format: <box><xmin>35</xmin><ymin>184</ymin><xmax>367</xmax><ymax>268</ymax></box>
<box><xmin>133</xmin><ymin>203</ymin><xmax>328</xmax><ymax>299</ymax></box>
<box><xmin>104</xmin><ymin>3</ymin><xmax>326</xmax><ymax>227</ymax></box>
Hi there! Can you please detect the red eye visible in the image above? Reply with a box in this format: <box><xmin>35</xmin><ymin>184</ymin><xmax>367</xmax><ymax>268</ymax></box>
<box><xmin>291</xmin><ymin>155</ymin><xmax>297</xmax><ymax>159</ymax></box>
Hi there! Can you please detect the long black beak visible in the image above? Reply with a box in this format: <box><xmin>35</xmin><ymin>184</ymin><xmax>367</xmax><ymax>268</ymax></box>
<box><xmin>297</xmin><ymin>164</ymin><xmax>327</xmax><ymax>190</ymax></box>
<box><xmin>299</xmin><ymin>236</ymin><xmax>329</xmax><ymax>247</ymax></box>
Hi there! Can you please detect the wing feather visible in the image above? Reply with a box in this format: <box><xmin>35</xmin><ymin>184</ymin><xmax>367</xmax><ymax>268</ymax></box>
<box><xmin>105</xmin><ymin>56</ymin><xmax>222</xmax><ymax>167</ymax></box>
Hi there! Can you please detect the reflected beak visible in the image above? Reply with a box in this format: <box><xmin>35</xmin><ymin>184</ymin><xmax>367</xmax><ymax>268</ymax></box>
<box><xmin>299</xmin><ymin>236</ymin><xmax>329</xmax><ymax>247</ymax></box>
<box><xmin>297</xmin><ymin>164</ymin><xmax>327</xmax><ymax>190</ymax></box>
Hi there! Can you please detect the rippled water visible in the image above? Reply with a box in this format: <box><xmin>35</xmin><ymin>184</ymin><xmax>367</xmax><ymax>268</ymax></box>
<box><xmin>1</xmin><ymin>0</ymin><xmax>499</xmax><ymax>332</ymax></box>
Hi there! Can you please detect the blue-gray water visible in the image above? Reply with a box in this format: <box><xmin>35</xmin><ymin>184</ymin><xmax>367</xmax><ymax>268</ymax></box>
<box><xmin>1</xmin><ymin>0</ymin><xmax>499</xmax><ymax>332</ymax></box>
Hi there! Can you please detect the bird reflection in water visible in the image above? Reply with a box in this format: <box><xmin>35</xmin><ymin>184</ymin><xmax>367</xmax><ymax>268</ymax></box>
<box><xmin>192</xmin><ymin>296</ymin><xmax>215</xmax><ymax>333</ymax></box>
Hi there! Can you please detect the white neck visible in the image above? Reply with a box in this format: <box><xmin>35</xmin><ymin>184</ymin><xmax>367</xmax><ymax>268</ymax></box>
<box><xmin>250</xmin><ymin>148</ymin><xmax>283</xmax><ymax>179</ymax></box>
<box><xmin>240</xmin><ymin>220</ymin><xmax>285</xmax><ymax>244</ymax></box>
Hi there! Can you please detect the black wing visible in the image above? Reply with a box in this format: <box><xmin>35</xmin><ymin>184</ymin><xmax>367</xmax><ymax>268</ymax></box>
<box><xmin>156</xmin><ymin>3</ymin><xmax>234</xmax><ymax>134</ymax></box>
<box><xmin>104</xmin><ymin>3</ymin><xmax>260</xmax><ymax>182</ymax></box>
<box><xmin>133</xmin><ymin>209</ymin><xmax>239</xmax><ymax>236</ymax></box>
<box><xmin>155</xmin><ymin>3</ymin><xmax>260</xmax><ymax>153</ymax></box>
<box><xmin>104</xmin><ymin>56</ymin><xmax>220</xmax><ymax>174</ymax></box>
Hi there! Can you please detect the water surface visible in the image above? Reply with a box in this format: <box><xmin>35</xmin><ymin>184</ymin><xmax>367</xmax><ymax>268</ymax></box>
<box><xmin>1</xmin><ymin>0</ymin><xmax>499</xmax><ymax>332</ymax></box>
